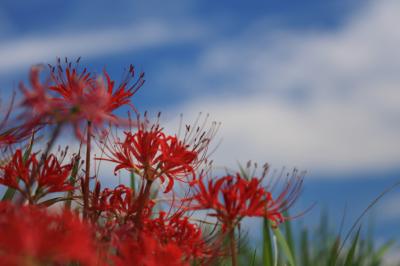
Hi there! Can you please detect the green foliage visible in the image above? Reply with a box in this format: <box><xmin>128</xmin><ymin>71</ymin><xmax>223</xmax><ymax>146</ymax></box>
<box><xmin>233</xmin><ymin>212</ymin><xmax>396</xmax><ymax>266</ymax></box>
<box><xmin>263</xmin><ymin>219</ymin><xmax>274</xmax><ymax>266</ymax></box>
<box><xmin>273</xmin><ymin>227</ymin><xmax>295</xmax><ymax>266</ymax></box>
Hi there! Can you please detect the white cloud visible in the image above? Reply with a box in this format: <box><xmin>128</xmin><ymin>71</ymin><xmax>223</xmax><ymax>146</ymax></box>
<box><xmin>162</xmin><ymin>0</ymin><xmax>400</xmax><ymax>174</ymax></box>
<box><xmin>0</xmin><ymin>19</ymin><xmax>206</xmax><ymax>74</ymax></box>
<box><xmin>2</xmin><ymin>0</ymin><xmax>400</xmax><ymax>175</ymax></box>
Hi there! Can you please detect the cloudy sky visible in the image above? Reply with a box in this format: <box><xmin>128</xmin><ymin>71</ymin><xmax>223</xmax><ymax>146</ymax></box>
<box><xmin>1</xmin><ymin>0</ymin><xmax>400</xmax><ymax>244</ymax></box>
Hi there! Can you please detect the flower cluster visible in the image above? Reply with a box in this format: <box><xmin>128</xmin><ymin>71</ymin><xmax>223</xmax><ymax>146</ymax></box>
<box><xmin>0</xmin><ymin>149</ymin><xmax>73</xmax><ymax>204</ymax></box>
<box><xmin>20</xmin><ymin>58</ymin><xmax>144</xmax><ymax>139</ymax></box>
<box><xmin>0</xmin><ymin>59</ymin><xmax>304</xmax><ymax>266</ymax></box>
<box><xmin>98</xmin><ymin>118</ymin><xmax>206</xmax><ymax>193</ymax></box>
<box><xmin>187</xmin><ymin>172</ymin><xmax>303</xmax><ymax>231</ymax></box>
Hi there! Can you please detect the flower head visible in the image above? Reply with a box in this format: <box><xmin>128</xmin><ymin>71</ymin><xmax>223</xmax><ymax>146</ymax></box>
<box><xmin>20</xmin><ymin>58</ymin><xmax>145</xmax><ymax>139</ymax></box>
<box><xmin>90</xmin><ymin>183</ymin><xmax>154</xmax><ymax>224</ymax></box>
<box><xmin>144</xmin><ymin>211</ymin><xmax>213</xmax><ymax>262</ymax></box>
<box><xmin>98</xmin><ymin>123</ymin><xmax>194</xmax><ymax>193</ymax></box>
<box><xmin>187</xmin><ymin>171</ymin><xmax>303</xmax><ymax>231</ymax></box>
<box><xmin>97</xmin><ymin>115</ymin><xmax>218</xmax><ymax>193</ymax></box>
<box><xmin>0</xmin><ymin>149</ymin><xmax>73</xmax><ymax>203</ymax></box>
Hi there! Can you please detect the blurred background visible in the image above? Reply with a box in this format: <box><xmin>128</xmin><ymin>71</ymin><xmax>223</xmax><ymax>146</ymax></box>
<box><xmin>0</xmin><ymin>0</ymin><xmax>399</xmax><ymax>261</ymax></box>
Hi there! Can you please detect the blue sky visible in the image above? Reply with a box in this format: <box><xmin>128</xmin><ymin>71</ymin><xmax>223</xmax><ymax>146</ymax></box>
<box><xmin>1</xmin><ymin>0</ymin><xmax>400</xmax><ymax>251</ymax></box>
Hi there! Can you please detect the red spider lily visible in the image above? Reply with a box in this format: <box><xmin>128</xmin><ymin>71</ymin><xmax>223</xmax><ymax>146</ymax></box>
<box><xmin>97</xmin><ymin>119</ymin><xmax>207</xmax><ymax>193</ymax></box>
<box><xmin>158</xmin><ymin>135</ymin><xmax>198</xmax><ymax>189</ymax></box>
<box><xmin>108</xmin><ymin>123</ymin><xmax>165</xmax><ymax>175</ymax></box>
<box><xmin>90</xmin><ymin>183</ymin><xmax>154</xmax><ymax>224</ymax></box>
<box><xmin>49</xmin><ymin>59</ymin><xmax>144</xmax><ymax>138</ymax></box>
<box><xmin>0</xmin><ymin>149</ymin><xmax>73</xmax><ymax>203</ymax></box>
<box><xmin>20</xmin><ymin>58</ymin><xmax>144</xmax><ymax>139</ymax></box>
<box><xmin>112</xmin><ymin>232</ymin><xmax>188</xmax><ymax>266</ymax></box>
<box><xmin>186</xmin><ymin>173</ymin><xmax>303</xmax><ymax>231</ymax></box>
<box><xmin>0</xmin><ymin>126</ymin><xmax>33</xmax><ymax>148</ymax></box>
<box><xmin>0</xmin><ymin>92</ymin><xmax>34</xmax><ymax>148</ymax></box>
<box><xmin>144</xmin><ymin>211</ymin><xmax>213</xmax><ymax>262</ymax></box>
<box><xmin>19</xmin><ymin>65</ymin><xmax>59</xmax><ymax>120</ymax></box>
<box><xmin>0</xmin><ymin>202</ymin><xmax>98</xmax><ymax>266</ymax></box>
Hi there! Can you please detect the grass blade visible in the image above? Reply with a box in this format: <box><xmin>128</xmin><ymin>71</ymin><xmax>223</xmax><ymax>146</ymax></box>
<box><xmin>130</xmin><ymin>171</ymin><xmax>136</xmax><ymax>191</ymax></box>
<box><xmin>65</xmin><ymin>154</ymin><xmax>81</xmax><ymax>209</ymax></box>
<box><xmin>283</xmin><ymin>211</ymin><xmax>295</xmax><ymax>260</ymax></box>
<box><xmin>273</xmin><ymin>227</ymin><xmax>296</xmax><ymax>266</ymax></box>
<box><xmin>251</xmin><ymin>248</ymin><xmax>257</xmax><ymax>266</ymax></box>
<box><xmin>238</xmin><ymin>162</ymin><xmax>250</xmax><ymax>180</ymax></box>
<box><xmin>300</xmin><ymin>228</ymin><xmax>310</xmax><ymax>266</ymax></box>
<box><xmin>327</xmin><ymin>237</ymin><xmax>340</xmax><ymax>266</ymax></box>
<box><xmin>344</xmin><ymin>227</ymin><xmax>361</xmax><ymax>266</ymax></box>
<box><xmin>263</xmin><ymin>218</ymin><xmax>274</xmax><ymax>266</ymax></box>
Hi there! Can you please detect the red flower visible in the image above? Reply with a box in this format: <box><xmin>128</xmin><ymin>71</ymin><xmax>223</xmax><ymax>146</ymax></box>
<box><xmin>112</xmin><ymin>232</ymin><xmax>188</xmax><ymax>266</ymax></box>
<box><xmin>20</xmin><ymin>59</ymin><xmax>144</xmax><ymax>139</ymax></box>
<box><xmin>90</xmin><ymin>183</ymin><xmax>154</xmax><ymax>223</ymax></box>
<box><xmin>158</xmin><ymin>135</ymin><xmax>198</xmax><ymax>189</ymax></box>
<box><xmin>37</xmin><ymin>153</ymin><xmax>74</xmax><ymax>193</ymax></box>
<box><xmin>187</xmin><ymin>173</ymin><xmax>303</xmax><ymax>231</ymax></box>
<box><xmin>19</xmin><ymin>65</ymin><xmax>57</xmax><ymax>121</ymax></box>
<box><xmin>144</xmin><ymin>211</ymin><xmax>213</xmax><ymax>262</ymax></box>
<box><xmin>0</xmin><ymin>92</ymin><xmax>34</xmax><ymax>148</ymax></box>
<box><xmin>0</xmin><ymin>149</ymin><xmax>73</xmax><ymax>203</ymax></box>
<box><xmin>98</xmin><ymin>119</ymin><xmax>200</xmax><ymax>192</ymax></box>
<box><xmin>0</xmin><ymin>202</ymin><xmax>98</xmax><ymax>266</ymax></box>
<box><xmin>0</xmin><ymin>126</ymin><xmax>32</xmax><ymax>148</ymax></box>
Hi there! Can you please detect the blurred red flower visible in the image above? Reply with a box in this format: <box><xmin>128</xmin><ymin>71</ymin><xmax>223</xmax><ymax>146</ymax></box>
<box><xmin>0</xmin><ymin>202</ymin><xmax>98</xmax><ymax>266</ymax></box>
<box><xmin>0</xmin><ymin>92</ymin><xmax>34</xmax><ymax>148</ymax></box>
<box><xmin>112</xmin><ymin>232</ymin><xmax>188</xmax><ymax>266</ymax></box>
<box><xmin>20</xmin><ymin>59</ymin><xmax>144</xmax><ymax>139</ymax></box>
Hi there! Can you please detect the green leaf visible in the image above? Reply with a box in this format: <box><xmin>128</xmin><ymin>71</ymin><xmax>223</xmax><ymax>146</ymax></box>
<box><xmin>65</xmin><ymin>154</ymin><xmax>81</xmax><ymax>209</ymax></box>
<box><xmin>130</xmin><ymin>171</ymin><xmax>136</xmax><ymax>191</ymax></box>
<box><xmin>1</xmin><ymin>187</ymin><xmax>17</xmax><ymax>201</ymax></box>
<box><xmin>263</xmin><ymin>218</ymin><xmax>274</xmax><ymax>266</ymax></box>
<box><xmin>238</xmin><ymin>162</ymin><xmax>250</xmax><ymax>180</ymax></box>
<box><xmin>344</xmin><ymin>227</ymin><xmax>361</xmax><ymax>266</ymax></box>
<box><xmin>283</xmin><ymin>211</ymin><xmax>295</xmax><ymax>260</ymax></box>
<box><xmin>327</xmin><ymin>237</ymin><xmax>340</xmax><ymax>266</ymax></box>
<box><xmin>251</xmin><ymin>248</ymin><xmax>257</xmax><ymax>266</ymax></box>
<box><xmin>273</xmin><ymin>227</ymin><xmax>296</xmax><ymax>266</ymax></box>
<box><xmin>300</xmin><ymin>228</ymin><xmax>310</xmax><ymax>266</ymax></box>
<box><xmin>22</xmin><ymin>135</ymin><xmax>34</xmax><ymax>163</ymax></box>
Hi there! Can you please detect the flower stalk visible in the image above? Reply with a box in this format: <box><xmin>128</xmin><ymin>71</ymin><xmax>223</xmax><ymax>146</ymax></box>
<box><xmin>134</xmin><ymin>179</ymin><xmax>153</xmax><ymax>227</ymax></box>
<box><xmin>229</xmin><ymin>227</ymin><xmax>238</xmax><ymax>266</ymax></box>
<box><xmin>83</xmin><ymin>120</ymin><xmax>92</xmax><ymax>219</ymax></box>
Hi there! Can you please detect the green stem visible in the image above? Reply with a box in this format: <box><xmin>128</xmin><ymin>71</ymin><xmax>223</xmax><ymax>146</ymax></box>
<box><xmin>39</xmin><ymin>123</ymin><xmax>63</xmax><ymax>167</ymax></box>
<box><xmin>134</xmin><ymin>179</ymin><xmax>153</xmax><ymax>227</ymax></box>
<box><xmin>83</xmin><ymin>121</ymin><xmax>92</xmax><ymax>219</ymax></box>
<box><xmin>229</xmin><ymin>227</ymin><xmax>238</xmax><ymax>266</ymax></box>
